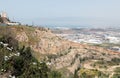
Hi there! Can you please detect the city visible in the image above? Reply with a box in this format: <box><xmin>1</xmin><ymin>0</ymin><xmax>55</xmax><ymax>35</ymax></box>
<box><xmin>53</xmin><ymin>28</ymin><xmax>120</xmax><ymax>52</ymax></box>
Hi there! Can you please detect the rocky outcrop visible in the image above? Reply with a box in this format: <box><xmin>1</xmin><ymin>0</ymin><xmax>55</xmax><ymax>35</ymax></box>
<box><xmin>15</xmin><ymin>32</ymin><xmax>28</xmax><ymax>42</ymax></box>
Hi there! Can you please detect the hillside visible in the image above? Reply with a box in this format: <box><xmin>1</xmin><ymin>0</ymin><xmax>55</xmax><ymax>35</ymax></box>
<box><xmin>0</xmin><ymin>39</ymin><xmax>62</xmax><ymax>78</ymax></box>
<box><xmin>0</xmin><ymin>25</ymin><xmax>120</xmax><ymax>78</ymax></box>
<box><xmin>0</xmin><ymin>26</ymin><xmax>72</xmax><ymax>60</ymax></box>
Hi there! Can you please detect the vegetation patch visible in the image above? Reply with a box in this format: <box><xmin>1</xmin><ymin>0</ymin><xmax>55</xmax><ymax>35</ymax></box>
<box><xmin>79</xmin><ymin>68</ymin><xmax>108</xmax><ymax>78</ymax></box>
<box><xmin>0</xmin><ymin>37</ymin><xmax>62</xmax><ymax>78</ymax></box>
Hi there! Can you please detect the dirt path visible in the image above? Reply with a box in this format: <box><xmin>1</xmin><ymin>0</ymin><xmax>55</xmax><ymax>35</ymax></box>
<box><xmin>108</xmin><ymin>65</ymin><xmax>120</xmax><ymax>78</ymax></box>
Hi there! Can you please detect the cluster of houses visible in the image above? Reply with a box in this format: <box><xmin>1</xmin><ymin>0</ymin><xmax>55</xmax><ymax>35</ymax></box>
<box><xmin>0</xmin><ymin>12</ymin><xmax>20</xmax><ymax>26</ymax></box>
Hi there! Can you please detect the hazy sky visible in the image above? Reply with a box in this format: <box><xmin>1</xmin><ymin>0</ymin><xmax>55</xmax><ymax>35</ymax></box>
<box><xmin>0</xmin><ymin>0</ymin><xmax>120</xmax><ymax>27</ymax></box>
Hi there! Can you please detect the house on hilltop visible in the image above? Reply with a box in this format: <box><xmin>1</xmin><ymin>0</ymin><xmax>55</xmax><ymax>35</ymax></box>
<box><xmin>0</xmin><ymin>12</ymin><xmax>20</xmax><ymax>26</ymax></box>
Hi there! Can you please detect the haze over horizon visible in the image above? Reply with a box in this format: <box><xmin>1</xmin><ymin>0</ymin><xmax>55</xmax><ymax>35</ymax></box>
<box><xmin>0</xmin><ymin>0</ymin><xmax>120</xmax><ymax>28</ymax></box>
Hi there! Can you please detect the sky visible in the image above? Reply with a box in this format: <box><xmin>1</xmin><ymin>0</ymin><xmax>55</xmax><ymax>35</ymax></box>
<box><xmin>0</xmin><ymin>0</ymin><xmax>120</xmax><ymax>28</ymax></box>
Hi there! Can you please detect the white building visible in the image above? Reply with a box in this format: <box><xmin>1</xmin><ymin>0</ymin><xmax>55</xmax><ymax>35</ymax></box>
<box><xmin>7</xmin><ymin>22</ymin><xmax>19</xmax><ymax>25</ymax></box>
<box><xmin>1</xmin><ymin>12</ymin><xmax>7</xmax><ymax>18</ymax></box>
<box><xmin>86</xmin><ymin>39</ymin><xmax>102</xmax><ymax>44</ymax></box>
<box><xmin>0</xmin><ymin>11</ymin><xmax>20</xmax><ymax>26</ymax></box>
<box><xmin>105</xmin><ymin>36</ymin><xmax>120</xmax><ymax>43</ymax></box>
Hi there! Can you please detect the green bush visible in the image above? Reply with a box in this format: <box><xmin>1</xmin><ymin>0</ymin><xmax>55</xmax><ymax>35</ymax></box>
<box><xmin>48</xmin><ymin>71</ymin><xmax>62</xmax><ymax>78</ymax></box>
<box><xmin>79</xmin><ymin>68</ymin><xmax>108</xmax><ymax>78</ymax></box>
<box><xmin>112</xmin><ymin>73</ymin><xmax>120</xmax><ymax>78</ymax></box>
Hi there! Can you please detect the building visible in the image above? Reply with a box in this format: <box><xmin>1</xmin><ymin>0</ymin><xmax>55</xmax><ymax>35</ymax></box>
<box><xmin>105</xmin><ymin>36</ymin><xmax>120</xmax><ymax>43</ymax></box>
<box><xmin>1</xmin><ymin>12</ymin><xmax>7</xmax><ymax>18</ymax></box>
<box><xmin>0</xmin><ymin>11</ymin><xmax>20</xmax><ymax>26</ymax></box>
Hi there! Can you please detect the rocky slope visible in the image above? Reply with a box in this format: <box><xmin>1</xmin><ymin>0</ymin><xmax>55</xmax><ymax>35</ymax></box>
<box><xmin>0</xmin><ymin>26</ymin><xmax>72</xmax><ymax>59</ymax></box>
<box><xmin>0</xmin><ymin>25</ymin><xmax>120</xmax><ymax>78</ymax></box>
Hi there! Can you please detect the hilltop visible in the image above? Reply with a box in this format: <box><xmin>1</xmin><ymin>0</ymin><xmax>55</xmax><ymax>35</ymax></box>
<box><xmin>0</xmin><ymin>25</ymin><xmax>120</xmax><ymax>78</ymax></box>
